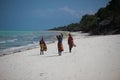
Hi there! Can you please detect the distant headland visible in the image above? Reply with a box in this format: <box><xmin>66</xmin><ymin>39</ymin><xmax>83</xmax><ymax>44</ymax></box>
<box><xmin>50</xmin><ymin>0</ymin><xmax>120</xmax><ymax>35</ymax></box>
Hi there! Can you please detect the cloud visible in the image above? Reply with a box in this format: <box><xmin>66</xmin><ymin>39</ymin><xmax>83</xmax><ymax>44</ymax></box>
<box><xmin>59</xmin><ymin>6</ymin><xmax>81</xmax><ymax>18</ymax></box>
<box><xmin>33</xmin><ymin>9</ymin><xmax>54</xmax><ymax>17</ymax></box>
<box><xmin>33</xmin><ymin>6</ymin><xmax>95</xmax><ymax>18</ymax></box>
<box><xmin>59</xmin><ymin>6</ymin><xmax>95</xmax><ymax>18</ymax></box>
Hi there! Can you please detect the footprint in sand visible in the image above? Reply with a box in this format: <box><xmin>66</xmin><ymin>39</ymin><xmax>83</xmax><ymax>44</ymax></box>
<box><xmin>40</xmin><ymin>73</ymin><xmax>46</xmax><ymax>76</ymax></box>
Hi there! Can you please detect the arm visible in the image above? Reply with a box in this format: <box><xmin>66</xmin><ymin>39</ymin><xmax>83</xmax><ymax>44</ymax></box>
<box><xmin>61</xmin><ymin>33</ymin><xmax>63</xmax><ymax>38</ymax></box>
<box><xmin>56</xmin><ymin>35</ymin><xmax>58</xmax><ymax>39</ymax></box>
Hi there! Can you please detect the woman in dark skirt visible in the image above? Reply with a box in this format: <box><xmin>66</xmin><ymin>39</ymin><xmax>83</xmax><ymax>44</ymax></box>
<box><xmin>56</xmin><ymin>33</ymin><xmax>64</xmax><ymax>56</ymax></box>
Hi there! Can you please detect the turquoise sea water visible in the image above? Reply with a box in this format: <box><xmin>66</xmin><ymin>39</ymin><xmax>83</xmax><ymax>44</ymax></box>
<box><xmin>0</xmin><ymin>31</ymin><xmax>59</xmax><ymax>55</ymax></box>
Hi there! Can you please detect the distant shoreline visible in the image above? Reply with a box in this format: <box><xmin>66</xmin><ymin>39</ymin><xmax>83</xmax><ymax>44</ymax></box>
<box><xmin>0</xmin><ymin>31</ymin><xmax>65</xmax><ymax>57</ymax></box>
<box><xmin>0</xmin><ymin>31</ymin><xmax>83</xmax><ymax>57</ymax></box>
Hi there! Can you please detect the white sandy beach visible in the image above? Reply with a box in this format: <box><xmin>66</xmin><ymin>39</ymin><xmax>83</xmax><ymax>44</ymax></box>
<box><xmin>0</xmin><ymin>33</ymin><xmax>120</xmax><ymax>80</ymax></box>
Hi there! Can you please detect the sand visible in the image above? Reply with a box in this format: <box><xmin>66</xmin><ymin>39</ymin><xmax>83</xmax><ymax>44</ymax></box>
<box><xmin>0</xmin><ymin>33</ymin><xmax>120</xmax><ymax>80</ymax></box>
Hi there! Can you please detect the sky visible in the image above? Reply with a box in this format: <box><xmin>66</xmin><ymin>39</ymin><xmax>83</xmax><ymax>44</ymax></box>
<box><xmin>0</xmin><ymin>0</ymin><xmax>111</xmax><ymax>30</ymax></box>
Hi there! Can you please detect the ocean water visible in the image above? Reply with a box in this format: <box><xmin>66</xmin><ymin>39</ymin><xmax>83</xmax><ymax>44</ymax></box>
<box><xmin>0</xmin><ymin>31</ymin><xmax>60</xmax><ymax>55</ymax></box>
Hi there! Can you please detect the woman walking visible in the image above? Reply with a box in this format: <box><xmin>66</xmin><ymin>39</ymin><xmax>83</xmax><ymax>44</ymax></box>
<box><xmin>56</xmin><ymin>33</ymin><xmax>64</xmax><ymax>56</ymax></box>
<box><xmin>39</xmin><ymin>36</ymin><xmax>47</xmax><ymax>55</ymax></box>
<box><xmin>68</xmin><ymin>33</ymin><xmax>76</xmax><ymax>53</ymax></box>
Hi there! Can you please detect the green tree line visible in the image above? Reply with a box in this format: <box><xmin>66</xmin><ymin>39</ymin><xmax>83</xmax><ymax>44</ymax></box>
<box><xmin>50</xmin><ymin>0</ymin><xmax>120</xmax><ymax>35</ymax></box>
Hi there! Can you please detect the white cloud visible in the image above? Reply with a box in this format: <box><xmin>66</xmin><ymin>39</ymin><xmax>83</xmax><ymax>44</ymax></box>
<box><xmin>33</xmin><ymin>9</ymin><xmax>54</xmax><ymax>17</ymax></box>
<box><xmin>59</xmin><ymin>6</ymin><xmax>81</xmax><ymax>18</ymax></box>
<box><xmin>33</xmin><ymin>6</ymin><xmax>95</xmax><ymax>18</ymax></box>
<box><xmin>59</xmin><ymin>6</ymin><xmax>96</xmax><ymax>18</ymax></box>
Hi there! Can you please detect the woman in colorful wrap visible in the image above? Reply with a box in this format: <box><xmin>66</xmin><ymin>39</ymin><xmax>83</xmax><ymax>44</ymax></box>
<box><xmin>39</xmin><ymin>36</ymin><xmax>47</xmax><ymax>55</ymax></box>
<box><xmin>56</xmin><ymin>33</ymin><xmax>64</xmax><ymax>56</ymax></box>
<box><xmin>68</xmin><ymin>33</ymin><xmax>76</xmax><ymax>53</ymax></box>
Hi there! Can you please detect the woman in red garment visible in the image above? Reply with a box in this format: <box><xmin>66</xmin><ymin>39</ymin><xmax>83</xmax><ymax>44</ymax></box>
<box><xmin>68</xmin><ymin>34</ymin><xmax>76</xmax><ymax>53</ymax></box>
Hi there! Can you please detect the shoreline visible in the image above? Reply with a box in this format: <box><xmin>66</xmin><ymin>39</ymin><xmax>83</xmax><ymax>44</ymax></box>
<box><xmin>0</xmin><ymin>30</ymin><xmax>117</xmax><ymax>57</ymax></box>
<box><xmin>0</xmin><ymin>31</ymin><xmax>70</xmax><ymax>57</ymax></box>
<box><xmin>0</xmin><ymin>40</ymin><xmax>56</xmax><ymax>57</ymax></box>
<box><xmin>0</xmin><ymin>31</ymin><xmax>82</xmax><ymax>57</ymax></box>
<box><xmin>0</xmin><ymin>31</ymin><xmax>104</xmax><ymax>57</ymax></box>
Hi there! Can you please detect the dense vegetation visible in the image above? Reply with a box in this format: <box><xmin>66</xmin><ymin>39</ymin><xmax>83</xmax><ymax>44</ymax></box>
<box><xmin>50</xmin><ymin>0</ymin><xmax>120</xmax><ymax>35</ymax></box>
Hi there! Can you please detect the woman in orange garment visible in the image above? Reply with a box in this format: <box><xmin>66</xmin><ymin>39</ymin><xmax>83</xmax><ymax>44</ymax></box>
<box><xmin>56</xmin><ymin>33</ymin><xmax>64</xmax><ymax>56</ymax></box>
<box><xmin>39</xmin><ymin>36</ymin><xmax>47</xmax><ymax>55</ymax></box>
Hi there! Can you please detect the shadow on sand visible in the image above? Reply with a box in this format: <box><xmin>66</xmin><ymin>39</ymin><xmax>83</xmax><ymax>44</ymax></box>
<box><xmin>29</xmin><ymin>51</ymin><xmax>70</xmax><ymax>57</ymax></box>
<box><xmin>45</xmin><ymin>55</ymin><xmax>59</xmax><ymax>57</ymax></box>
<box><xmin>64</xmin><ymin>52</ymin><xmax>70</xmax><ymax>54</ymax></box>
<box><xmin>28</xmin><ymin>53</ymin><xmax>59</xmax><ymax>57</ymax></box>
